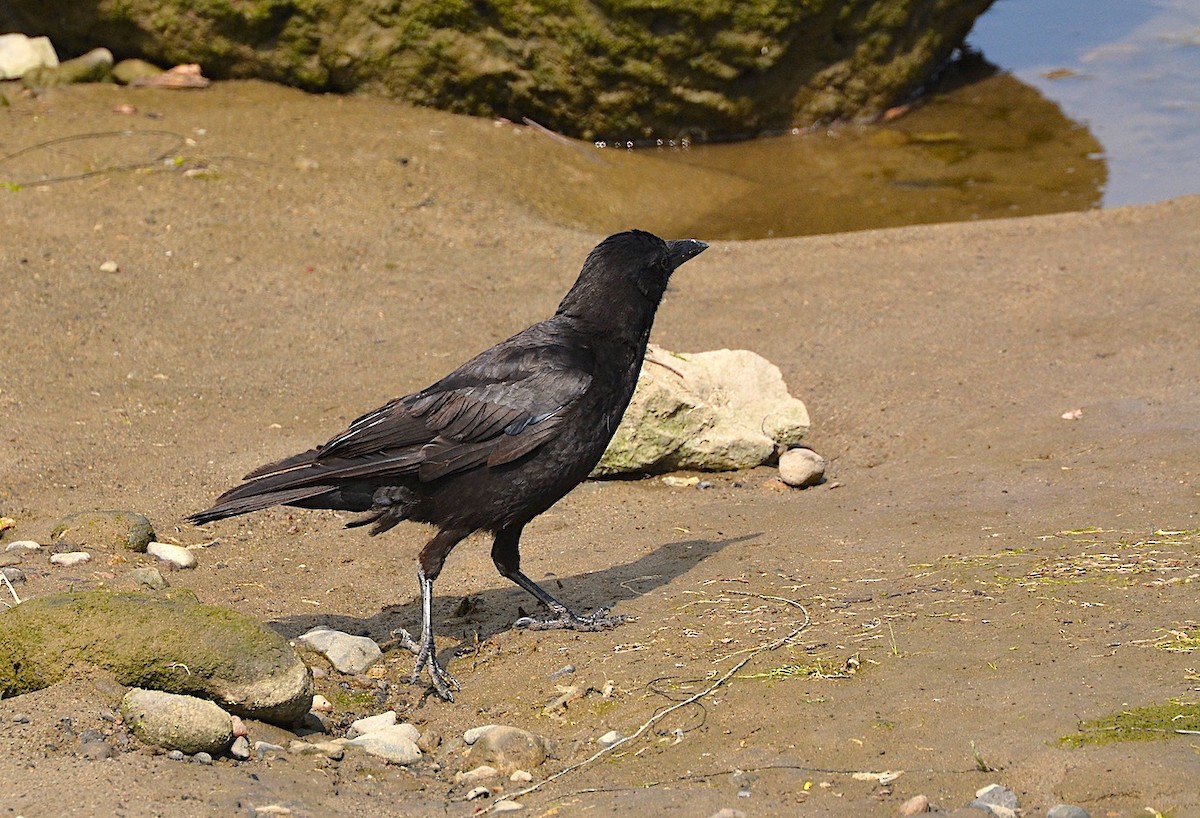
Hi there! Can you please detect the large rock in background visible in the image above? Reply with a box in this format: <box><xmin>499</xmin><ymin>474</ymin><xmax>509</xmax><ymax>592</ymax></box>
<box><xmin>0</xmin><ymin>0</ymin><xmax>995</xmax><ymax>140</ymax></box>
<box><xmin>595</xmin><ymin>344</ymin><xmax>809</xmax><ymax>475</ymax></box>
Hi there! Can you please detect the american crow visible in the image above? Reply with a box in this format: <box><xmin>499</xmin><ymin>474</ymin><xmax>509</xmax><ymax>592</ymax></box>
<box><xmin>188</xmin><ymin>230</ymin><xmax>708</xmax><ymax>699</ymax></box>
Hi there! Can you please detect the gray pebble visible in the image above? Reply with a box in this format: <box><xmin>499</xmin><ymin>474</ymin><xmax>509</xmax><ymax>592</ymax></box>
<box><xmin>230</xmin><ymin>735</ymin><xmax>251</xmax><ymax>760</ymax></box>
<box><xmin>777</xmin><ymin>447</ymin><xmax>826</xmax><ymax>488</ymax></box>
<box><xmin>80</xmin><ymin>741</ymin><xmax>115</xmax><ymax>760</ymax></box>
<box><xmin>12</xmin><ymin>713</ymin><xmax>30</xmax><ymax>724</ymax></box>
<box><xmin>345</xmin><ymin>725</ymin><xmax>422</xmax><ymax>765</ymax></box>
<box><xmin>4</xmin><ymin>540</ymin><xmax>41</xmax><ymax>552</ymax></box>
<box><xmin>254</xmin><ymin>740</ymin><xmax>286</xmax><ymax>759</ymax></box>
<box><xmin>1046</xmin><ymin>806</ymin><xmax>1090</xmax><ymax>818</ymax></box>
<box><xmin>296</xmin><ymin>627</ymin><xmax>382</xmax><ymax>675</ymax></box>
<box><xmin>547</xmin><ymin>664</ymin><xmax>575</xmax><ymax>681</ymax></box>
<box><xmin>0</xmin><ymin>566</ymin><xmax>25</xmax><ymax>584</ymax></box>
<box><xmin>129</xmin><ymin>566</ymin><xmax>169</xmax><ymax>590</ymax></box>
<box><xmin>192</xmin><ymin>751</ymin><xmax>214</xmax><ymax>765</ymax></box>
<box><xmin>168</xmin><ymin>750</ymin><xmax>185</xmax><ymax>761</ymax></box>
<box><xmin>49</xmin><ymin>550</ymin><xmax>91</xmax><ymax>567</ymax></box>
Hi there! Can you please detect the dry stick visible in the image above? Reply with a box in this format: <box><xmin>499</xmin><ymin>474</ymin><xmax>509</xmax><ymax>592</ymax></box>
<box><xmin>0</xmin><ymin>571</ymin><xmax>22</xmax><ymax>607</ymax></box>
<box><xmin>474</xmin><ymin>595</ymin><xmax>812</xmax><ymax>813</ymax></box>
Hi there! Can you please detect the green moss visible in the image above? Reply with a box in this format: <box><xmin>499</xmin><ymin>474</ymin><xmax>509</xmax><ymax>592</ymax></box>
<box><xmin>1059</xmin><ymin>700</ymin><xmax>1200</xmax><ymax>748</ymax></box>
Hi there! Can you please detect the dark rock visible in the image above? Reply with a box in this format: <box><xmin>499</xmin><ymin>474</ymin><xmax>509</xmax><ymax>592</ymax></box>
<box><xmin>0</xmin><ymin>1</ymin><xmax>995</xmax><ymax>140</ymax></box>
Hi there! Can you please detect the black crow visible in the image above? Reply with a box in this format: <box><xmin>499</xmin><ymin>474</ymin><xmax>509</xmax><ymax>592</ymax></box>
<box><xmin>188</xmin><ymin>230</ymin><xmax>708</xmax><ymax>699</ymax></box>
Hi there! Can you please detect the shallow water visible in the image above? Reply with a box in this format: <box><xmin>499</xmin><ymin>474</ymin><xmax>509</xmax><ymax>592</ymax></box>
<box><xmin>612</xmin><ymin>0</ymin><xmax>1199</xmax><ymax>239</ymax></box>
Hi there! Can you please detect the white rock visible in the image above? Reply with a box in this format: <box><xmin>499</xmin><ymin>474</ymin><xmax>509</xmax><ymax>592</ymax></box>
<box><xmin>50</xmin><ymin>551</ymin><xmax>91</xmax><ymax>567</ymax></box>
<box><xmin>99</xmin><ymin>260</ymin><xmax>120</xmax><ymax>273</ymax></box>
<box><xmin>595</xmin><ymin>344</ymin><xmax>809</xmax><ymax>475</ymax></box>
<box><xmin>510</xmin><ymin>769</ymin><xmax>533</xmax><ymax>783</ymax></box>
<box><xmin>5</xmin><ymin>540</ymin><xmax>41</xmax><ymax>552</ymax></box>
<box><xmin>230</xmin><ymin>735</ymin><xmax>251</xmax><ymax>759</ymax></box>
<box><xmin>345</xmin><ymin>725</ymin><xmax>422</xmax><ymax>765</ymax></box>
<box><xmin>0</xmin><ymin>33</ymin><xmax>59</xmax><ymax>80</ymax></box>
<box><xmin>297</xmin><ymin>627</ymin><xmax>382</xmax><ymax>674</ymax></box>
<box><xmin>288</xmin><ymin>739</ymin><xmax>346</xmax><ymax>759</ymax></box>
<box><xmin>493</xmin><ymin>801</ymin><xmax>524</xmax><ymax>812</ymax></box>
<box><xmin>597</xmin><ymin>729</ymin><xmax>622</xmax><ymax>746</ymax></box>
<box><xmin>346</xmin><ymin>710</ymin><xmax>399</xmax><ymax>738</ymax></box>
<box><xmin>147</xmin><ymin>541</ymin><xmax>197</xmax><ymax>569</ymax></box>
<box><xmin>466</xmin><ymin>787</ymin><xmax>491</xmax><ymax>800</ymax></box>
<box><xmin>310</xmin><ymin>694</ymin><xmax>332</xmax><ymax>712</ymax></box>
<box><xmin>456</xmin><ymin>764</ymin><xmax>499</xmax><ymax>784</ymax></box>
<box><xmin>777</xmin><ymin>447</ymin><xmax>827</xmax><ymax>488</ymax></box>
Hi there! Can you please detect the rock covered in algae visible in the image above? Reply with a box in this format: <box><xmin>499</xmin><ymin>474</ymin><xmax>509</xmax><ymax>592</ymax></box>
<box><xmin>0</xmin><ymin>589</ymin><xmax>312</xmax><ymax>726</ymax></box>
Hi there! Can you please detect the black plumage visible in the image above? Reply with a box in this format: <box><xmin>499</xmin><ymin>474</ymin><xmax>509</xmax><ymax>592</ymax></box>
<box><xmin>188</xmin><ymin>230</ymin><xmax>708</xmax><ymax>699</ymax></box>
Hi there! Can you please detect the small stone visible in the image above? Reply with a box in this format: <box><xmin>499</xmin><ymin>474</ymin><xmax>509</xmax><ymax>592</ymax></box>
<box><xmin>661</xmin><ymin>475</ymin><xmax>700</xmax><ymax>488</ymax></box>
<box><xmin>112</xmin><ymin>58</ymin><xmax>163</xmax><ymax>85</ymax></box>
<box><xmin>309</xmin><ymin>694</ymin><xmax>332</xmax><ymax>713</ymax></box>
<box><xmin>456</xmin><ymin>765</ymin><xmax>499</xmax><ymax>784</ymax></box>
<box><xmin>597</xmin><ymin>730</ymin><xmax>622</xmax><ymax>746</ymax></box>
<box><xmin>466</xmin><ymin>786</ymin><xmax>491</xmax><ymax>800</ymax></box>
<box><xmin>1046</xmin><ymin>806</ymin><xmax>1090</xmax><ymax>818</ymax></box>
<box><xmin>147</xmin><ymin>541</ymin><xmax>197</xmax><ymax>569</ymax></box>
<box><xmin>0</xmin><ymin>33</ymin><xmax>58</xmax><ymax>79</ymax></box>
<box><xmin>80</xmin><ymin>740</ymin><xmax>115</xmax><ymax>760</ymax></box>
<box><xmin>51</xmin><ymin>510</ymin><xmax>154</xmax><ymax>552</ymax></box>
<box><xmin>230</xmin><ymin>715</ymin><xmax>248</xmax><ymax>738</ymax></box>
<box><xmin>121</xmin><ymin>689</ymin><xmax>234</xmax><ymax>755</ymax></box>
<box><xmin>706</xmin><ymin>810</ymin><xmax>746</xmax><ymax>818</ymax></box>
<box><xmin>254</xmin><ymin>741</ymin><xmax>286</xmax><ymax>758</ymax></box>
<box><xmin>493</xmin><ymin>801</ymin><xmax>524</xmax><ymax>812</ymax></box>
<box><xmin>345</xmin><ymin>725</ymin><xmax>421</xmax><ymax>765</ymax></box>
<box><xmin>99</xmin><ymin>260</ymin><xmax>120</xmax><ymax>273</ymax></box>
<box><xmin>253</xmin><ymin>807</ymin><xmax>293</xmax><ymax>817</ymax></box>
<box><xmin>5</xmin><ymin>540</ymin><xmax>41</xmax><ymax>552</ymax></box>
<box><xmin>346</xmin><ymin>710</ymin><xmax>398</xmax><ymax>738</ymax></box>
<box><xmin>296</xmin><ymin>627</ymin><xmax>382</xmax><ymax>674</ymax></box>
<box><xmin>168</xmin><ymin>749</ymin><xmax>185</xmax><ymax>761</ymax></box>
<box><xmin>12</xmin><ymin>714</ymin><xmax>30</xmax><ymax>724</ymax></box>
<box><xmin>547</xmin><ymin>664</ymin><xmax>575</xmax><ymax>681</ymax></box>
<box><xmin>129</xmin><ymin>566</ymin><xmax>169</xmax><ymax>590</ymax></box>
<box><xmin>230</xmin><ymin>735</ymin><xmax>251</xmax><ymax>760</ymax></box>
<box><xmin>1</xmin><ymin>566</ymin><xmax>25</xmax><ymax>584</ymax></box>
<box><xmin>464</xmin><ymin>725</ymin><xmax>549</xmax><ymax>772</ymax></box>
<box><xmin>22</xmin><ymin>47</ymin><xmax>112</xmax><ymax>87</ymax></box>
<box><xmin>288</xmin><ymin>739</ymin><xmax>346</xmax><ymax>760</ymax></box>
<box><xmin>972</xmin><ymin>783</ymin><xmax>1018</xmax><ymax>817</ymax></box>
<box><xmin>778</xmin><ymin>447</ymin><xmax>826</xmax><ymax>488</ymax></box>
<box><xmin>417</xmin><ymin>728</ymin><xmax>442</xmax><ymax>754</ymax></box>
<box><xmin>899</xmin><ymin>794</ymin><xmax>931</xmax><ymax>815</ymax></box>
<box><xmin>192</xmin><ymin>751</ymin><xmax>214</xmax><ymax>765</ymax></box>
<box><xmin>50</xmin><ymin>551</ymin><xmax>92</xmax><ymax>567</ymax></box>
<box><xmin>510</xmin><ymin>769</ymin><xmax>533</xmax><ymax>783</ymax></box>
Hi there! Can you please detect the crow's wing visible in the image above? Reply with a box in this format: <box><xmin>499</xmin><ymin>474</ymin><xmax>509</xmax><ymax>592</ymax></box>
<box><xmin>200</xmin><ymin>322</ymin><xmax>596</xmax><ymax>518</ymax></box>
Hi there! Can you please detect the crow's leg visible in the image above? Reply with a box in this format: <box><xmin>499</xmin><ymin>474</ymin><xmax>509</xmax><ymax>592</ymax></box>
<box><xmin>491</xmin><ymin>524</ymin><xmax>625</xmax><ymax>632</ymax></box>
<box><xmin>395</xmin><ymin>528</ymin><xmax>469</xmax><ymax>700</ymax></box>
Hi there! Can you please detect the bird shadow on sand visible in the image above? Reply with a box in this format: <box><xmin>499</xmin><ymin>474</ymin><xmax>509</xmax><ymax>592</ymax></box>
<box><xmin>273</xmin><ymin>531</ymin><xmax>759</xmax><ymax>653</ymax></box>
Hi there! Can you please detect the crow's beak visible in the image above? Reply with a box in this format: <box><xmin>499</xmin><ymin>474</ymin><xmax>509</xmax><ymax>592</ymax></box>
<box><xmin>666</xmin><ymin>239</ymin><xmax>709</xmax><ymax>270</ymax></box>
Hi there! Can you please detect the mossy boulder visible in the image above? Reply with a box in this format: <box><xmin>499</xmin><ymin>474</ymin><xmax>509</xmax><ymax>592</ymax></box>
<box><xmin>0</xmin><ymin>589</ymin><xmax>312</xmax><ymax>726</ymax></box>
<box><xmin>0</xmin><ymin>0</ymin><xmax>995</xmax><ymax>140</ymax></box>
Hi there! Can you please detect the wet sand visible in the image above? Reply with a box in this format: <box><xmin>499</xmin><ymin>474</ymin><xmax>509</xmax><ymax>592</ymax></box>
<box><xmin>1</xmin><ymin>81</ymin><xmax>1198</xmax><ymax>817</ymax></box>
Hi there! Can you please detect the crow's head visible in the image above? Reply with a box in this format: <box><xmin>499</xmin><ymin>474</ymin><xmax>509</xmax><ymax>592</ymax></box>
<box><xmin>559</xmin><ymin>230</ymin><xmax>707</xmax><ymax>319</ymax></box>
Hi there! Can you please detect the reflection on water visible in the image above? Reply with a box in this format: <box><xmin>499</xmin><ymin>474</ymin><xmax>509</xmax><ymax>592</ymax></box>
<box><xmin>520</xmin><ymin>59</ymin><xmax>1105</xmax><ymax>240</ymax></box>
<box><xmin>968</xmin><ymin>0</ymin><xmax>1200</xmax><ymax>207</ymax></box>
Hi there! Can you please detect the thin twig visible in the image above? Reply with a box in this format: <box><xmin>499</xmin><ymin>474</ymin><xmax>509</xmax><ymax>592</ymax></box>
<box><xmin>472</xmin><ymin>594</ymin><xmax>811</xmax><ymax>813</ymax></box>
<box><xmin>0</xmin><ymin>129</ymin><xmax>187</xmax><ymax>186</ymax></box>
<box><xmin>0</xmin><ymin>571</ymin><xmax>22</xmax><ymax>606</ymax></box>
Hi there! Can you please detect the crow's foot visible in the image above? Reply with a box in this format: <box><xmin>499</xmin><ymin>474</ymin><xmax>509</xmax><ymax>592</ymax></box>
<box><xmin>392</xmin><ymin>627</ymin><xmax>458</xmax><ymax>701</ymax></box>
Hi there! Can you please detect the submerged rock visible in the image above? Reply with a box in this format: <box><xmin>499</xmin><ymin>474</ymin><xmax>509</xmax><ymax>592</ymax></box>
<box><xmin>464</xmin><ymin>725</ymin><xmax>551</xmax><ymax>773</ymax></box>
<box><xmin>0</xmin><ymin>589</ymin><xmax>312</xmax><ymax>726</ymax></box>
<box><xmin>596</xmin><ymin>344</ymin><xmax>809</xmax><ymax>475</ymax></box>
